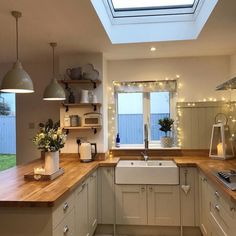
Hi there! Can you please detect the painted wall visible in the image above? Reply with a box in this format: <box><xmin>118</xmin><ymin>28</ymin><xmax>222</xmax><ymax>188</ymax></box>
<box><xmin>0</xmin><ymin>62</ymin><xmax>60</xmax><ymax>164</ymax></box>
<box><xmin>59</xmin><ymin>53</ymin><xmax>107</xmax><ymax>153</ymax></box>
<box><xmin>0</xmin><ymin>55</ymin><xmax>234</xmax><ymax>164</ymax></box>
<box><xmin>107</xmin><ymin>56</ymin><xmax>231</xmax><ymax>102</ymax></box>
<box><xmin>230</xmin><ymin>53</ymin><xmax>236</xmax><ymax>78</ymax></box>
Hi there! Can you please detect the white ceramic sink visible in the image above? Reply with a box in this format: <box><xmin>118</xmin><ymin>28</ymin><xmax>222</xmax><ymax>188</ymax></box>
<box><xmin>115</xmin><ymin>160</ymin><xmax>179</xmax><ymax>185</ymax></box>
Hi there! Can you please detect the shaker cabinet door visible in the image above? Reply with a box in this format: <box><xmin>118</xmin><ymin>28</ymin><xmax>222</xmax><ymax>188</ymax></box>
<box><xmin>76</xmin><ymin>181</ymin><xmax>89</xmax><ymax>236</ymax></box>
<box><xmin>88</xmin><ymin>171</ymin><xmax>98</xmax><ymax>236</ymax></box>
<box><xmin>116</xmin><ymin>185</ymin><xmax>147</xmax><ymax>225</ymax></box>
<box><xmin>147</xmin><ymin>185</ymin><xmax>180</xmax><ymax>226</ymax></box>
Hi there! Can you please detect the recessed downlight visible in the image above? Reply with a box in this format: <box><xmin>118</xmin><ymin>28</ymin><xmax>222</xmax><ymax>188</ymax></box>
<box><xmin>150</xmin><ymin>47</ymin><xmax>156</xmax><ymax>52</ymax></box>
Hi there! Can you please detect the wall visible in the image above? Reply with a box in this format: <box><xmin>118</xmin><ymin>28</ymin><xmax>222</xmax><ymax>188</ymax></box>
<box><xmin>0</xmin><ymin>62</ymin><xmax>60</xmax><ymax>164</ymax></box>
<box><xmin>0</xmin><ymin>55</ymin><xmax>233</xmax><ymax>164</ymax></box>
<box><xmin>107</xmin><ymin>56</ymin><xmax>230</xmax><ymax>102</ymax></box>
<box><xmin>59</xmin><ymin>53</ymin><xmax>107</xmax><ymax>153</ymax></box>
<box><xmin>230</xmin><ymin>53</ymin><xmax>236</xmax><ymax>78</ymax></box>
<box><xmin>107</xmin><ymin>56</ymin><xmax>234</xmax><ymax>149</ymax></box>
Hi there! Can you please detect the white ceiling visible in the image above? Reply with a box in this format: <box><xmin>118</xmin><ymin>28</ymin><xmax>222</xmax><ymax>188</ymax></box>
<box><xmin>0</xmin><ymin>0</ymin><xmax>235</xmax><ymax>63</ymax></box>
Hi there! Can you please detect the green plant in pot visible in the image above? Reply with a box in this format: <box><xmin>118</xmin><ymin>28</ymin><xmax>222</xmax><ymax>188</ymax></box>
<box><xmin>158</xmin><ymin>117</ymin><xmax>174</xmax><ymax>148</ymax></box>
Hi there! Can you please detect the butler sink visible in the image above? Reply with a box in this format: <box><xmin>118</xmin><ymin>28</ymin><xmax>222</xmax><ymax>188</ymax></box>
<box><xmin>115</xmin><ymin>160</ymin><xmax>179</xmax><ymax>185</ymax></box>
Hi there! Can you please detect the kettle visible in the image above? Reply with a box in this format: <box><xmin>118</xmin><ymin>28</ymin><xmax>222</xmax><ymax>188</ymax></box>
<box><xmin>77</xmin><ymin>139</ymin><xmax>97</xmax><ymax>163</ymax></box>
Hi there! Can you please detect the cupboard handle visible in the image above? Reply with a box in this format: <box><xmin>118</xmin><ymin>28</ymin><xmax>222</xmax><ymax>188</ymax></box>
<box><xmin>90</xmin><ymin>173</ymin><xmax>96</xmax><ymax>179</ymax></box>
<box><xmin>141</xmin><ymin>186</ymin><xmax>145</xmax><ymax>192</ymax></box>
<box><xmin>215</xmin><ymin>205</ymin><xmax>220</xmax><ymax>212</ymax></box>
<box><xmin>82</xmin><ymin>182</ymin><xmax>86</xmax><ymax>189</ymax></box>
<box><xmin>230</xmin><ymin>207</ymin><xmax>236</xmax><ymax>211</ymax></box>
<box><xmin>214</xmin><ymin>191</ymin><xmax>220</xmax><ymax>198</ymax></box>
<box><xmin>63</xmin><ymin>202</ymin><xmax>69</xmax><ymax>212</ymax></box>
<box><xmin>203</xmin><ymin>178</ymin><xmax>207</xmax><ymax>182</ymax></box>
<box><xmin>149</xmin><ymin>187</ymin><xmax>153</xmax><ymax>192</ymax></box>
<box><xmin>63</xmin><ymin>225</ymin><xmax>69</xmax><ymax>234</ymax></box>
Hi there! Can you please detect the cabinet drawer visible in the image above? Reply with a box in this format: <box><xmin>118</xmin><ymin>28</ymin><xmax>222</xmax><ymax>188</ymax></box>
<box><xmin>209</xmin><ymin>211</ymin><xmax>228</xmax><ymax>236</ymax></box>
<box><xmin>53</xmin><ymin>209</ymin><xmax>75</xmax><ymax>236</ymax></box>
<box><xmin>208</xmin><ymin>184</ymin><xmax>235</xmax><ymax>219</ymax></box>
<box><xmin>53</xmin><ymin>193</ymin><xmax>75</xmax><ymax>229</ymax></box>
<box><xmin>208</xmin><ymin>181</ymin><xmax>236</xmax><ymax>235</ymax></box>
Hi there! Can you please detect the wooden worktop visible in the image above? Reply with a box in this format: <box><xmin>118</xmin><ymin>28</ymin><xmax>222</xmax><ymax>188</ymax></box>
<box><xmin>0</xmin><ymin>155</ymin><xmax>119</xmax><ymax>207</ymax></box>
<box><xmin>174</xmin><ymin>156</ymin><xmax>236</xmax><ymax>203</ymax></box>
<box><xmin>1</xmin><ymin>153</ymin><xmax>236</xmax><ymax>207</ymax></box>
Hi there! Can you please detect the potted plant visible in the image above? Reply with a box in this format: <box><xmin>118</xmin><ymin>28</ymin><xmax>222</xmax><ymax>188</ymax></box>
<box><xmin>158</xmin><ymin>117</ymin><xmax>174</xmax><ymax>148</ymax></box>
<box><xmin>33</xmin><ymin>119</ymin><xmax>67</xmax><ymax>174</ymax></box>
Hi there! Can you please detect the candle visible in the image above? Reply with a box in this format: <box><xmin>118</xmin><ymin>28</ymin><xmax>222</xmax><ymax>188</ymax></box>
<box><xmin>217</xmin><ymin>142</ymin><xmax>224</xmax><ymax>156</ymax></box>
<box><xmin>34</xmin><ymin>167</ymin><xmax>46</xmax><ymax>175</ymax></box>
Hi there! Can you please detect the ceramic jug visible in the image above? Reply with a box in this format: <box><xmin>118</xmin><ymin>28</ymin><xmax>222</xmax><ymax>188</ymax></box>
<box><xmin>80</xmin><ymin>90</ymin><xmax>89</xmax><ymax>103</ymax></box>
<box><xmin>66</xmin><ymin>67</ymin><xmax>82</xmax><ymax>80</ymax></box>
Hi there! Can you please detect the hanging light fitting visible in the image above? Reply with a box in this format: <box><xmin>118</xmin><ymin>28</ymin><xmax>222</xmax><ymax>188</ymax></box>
<box><xmin>43</xmin><ymin>42</ymin><xmax>66</xmax><ymax>100</ymax></box>
<box><xmin>1</xmin><ymin>11</ymin><xmax>34</xmax><ymax>93</ymax></box>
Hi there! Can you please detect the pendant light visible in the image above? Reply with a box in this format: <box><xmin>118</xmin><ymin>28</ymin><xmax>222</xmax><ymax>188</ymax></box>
<box><xmin>43</xmin><ymin>43</ymin><xmax>66</xmax><ymax>100</ymax></box>
<box><xmin>1</xmin><ymin>11</ymin><xmax>34</xmax><ymax>93</ymax></box>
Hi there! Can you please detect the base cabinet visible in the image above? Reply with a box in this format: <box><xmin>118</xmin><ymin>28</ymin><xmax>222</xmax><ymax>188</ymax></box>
<box><xmin>180</xmin><ymin>167</ymin><xmax>199</xmax><ymax>227</ymax></box>
<box><xmin>53</xmin><ymin>209</ymin><xmax>75</xmax><ymax>236</ymax></box>
<box><xmin>198</xmin><ymin>171</ymin><xmax>236</xmax><ymax>236</ymax></box>
<box><xmin>199</xmin><ymin>172</ymin><xmax>210</xmax><ymax>236</ymax></box>
<box><xmin>88</xmin><ymin>171</ymin><xmax>98</xmax><ymax>235</ymax></box>
<box><xmin>116</xmin><ymin>184</ymin><xmax>180</xmax><ymax>226</ymax></box>
<box><xmin>116</xmin><ymin>185</ymin><xmax>147</xmax><ymax>225</ymax></box>
<box><xmin>148</xmin><ymin>185</ymin><xmax>180</xmax><ymax>226</ymax></box>
<box><xmin>97</xmin><ymin>167</ymin><xmax>115</xmax><ymax>224</ymax></box>
<box><xmin>76</xmin><ymin>181</ymin><xmax>89</xmax><ymax>236</ymax></box>
<box><xmin>76</xmin><ymin>170</ymin><xmax>97</xmax><ymax>236</ymax></box>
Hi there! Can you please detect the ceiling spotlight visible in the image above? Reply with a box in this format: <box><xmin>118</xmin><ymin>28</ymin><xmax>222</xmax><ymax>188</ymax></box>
<box><xmin>150</xmin><ymin>47</ymin><xmax>156</xmax><ymax>52</ymax></box>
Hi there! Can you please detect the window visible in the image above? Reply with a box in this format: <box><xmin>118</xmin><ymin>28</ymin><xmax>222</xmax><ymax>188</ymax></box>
<box><xmin>116</xmin><ymin>91</ymin><xmax>172</xmax><ymax>146</ymax></box>
<box><xmin>0</xmin><ymin>93</ymin><xmax>16</xmax><ymax>171</ymax></box>
<box><xmin>113</xmin><ymin>80</ymin><xmax>177</xmax><ymax>147</ymax></box>
<box><xmin>108</xmin><ymin>0</ymin><xmax>200</xmax><ymax>18</ymax></box>
<box><xmin>150</xmin><ymin>92</ymin><xmax>170</xmax><ymax>141</ymax></box>
<box><xmin>117</xmin><ymin>93</ymin><xmax>143</xmax><ymax>144</ymax></box>
<box><xmin>111</xmin><ymin>0</ymin><xmax>195</xmax><ymax>11</ymax></box>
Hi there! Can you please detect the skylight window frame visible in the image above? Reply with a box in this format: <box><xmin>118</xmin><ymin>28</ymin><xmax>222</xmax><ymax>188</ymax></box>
<box><xmin>107</xmin><ymin>0</ymin><xmax>200</xmax><ymax>18</ymax></box>
<box><xmin>111</xmin><ymin>0</ymin><xmax>195</xmax><ymax>11</ymax></box>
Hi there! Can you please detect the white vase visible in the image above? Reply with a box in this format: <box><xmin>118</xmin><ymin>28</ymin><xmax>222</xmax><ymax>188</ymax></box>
<box><xmin>44</xmin><ymin>151</ymin><xmax>59</xmax><ymax>174</ymax></box>
<box><xmin>160</xmin><ymin>136</ymin><xmax>174</xmax><ymax>148</ymax></box>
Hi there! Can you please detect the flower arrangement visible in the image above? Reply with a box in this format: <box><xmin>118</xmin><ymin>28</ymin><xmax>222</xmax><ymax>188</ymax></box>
<box><xmin>33</xmin><ymin>119</ymin><xmax>66</xmax><ymax>152</ymax></box>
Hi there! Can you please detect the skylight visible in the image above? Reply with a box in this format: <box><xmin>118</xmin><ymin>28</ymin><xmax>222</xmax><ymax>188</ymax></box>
<box><xmin>91</xmin><ymin>0</ymin><xmax>218</xmax><ymax>44</ymax></box>
<box><xmin>111</xmin><ymin>0</ymin><xmax>195</xmax><ymax>11</ymax></box>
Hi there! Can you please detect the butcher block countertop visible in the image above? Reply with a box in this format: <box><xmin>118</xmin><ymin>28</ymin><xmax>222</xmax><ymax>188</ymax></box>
<box><xmin>175</xmin><ymin>156</ymin><xmax>236</xmax><ymax>203</ymax></box>
<box><xmin>0</xmin><ymin>155</ymin><xmax>119</xmax><ymax>207</ymax></box>
<box><xmin>1</xmin><ymin>154</ymin><xmax>236</xmax><ymax>207</ymax></box>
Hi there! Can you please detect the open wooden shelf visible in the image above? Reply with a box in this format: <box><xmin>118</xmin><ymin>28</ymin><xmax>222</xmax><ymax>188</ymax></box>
<box><xmin>62</xmin><ymin>102</ymin><xmax>101</xmax><ymax>112</ymax></box>
<box><xmin>63</xmin><ymin>126</ymin><xmax>102</xmax><ymax>134</ymax></box>
<box><xmin>59</xmin><ymin>79</ymin><xmax>101</xmax><ymax>88</ymax></box>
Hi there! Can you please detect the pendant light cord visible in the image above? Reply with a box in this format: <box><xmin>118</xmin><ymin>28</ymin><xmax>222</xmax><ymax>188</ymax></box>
<box><xmin>16</xmin><ymin>16</ymin><xmax>19</xmax><ymax>60</ymax></box>
<box><xmin>11</xmin><ymin>11</ymin><xmax>22</xmax><ymax>61</ymax></box>
<box><xmin>52</xmin><ymin>45</ymin><xmax>55</xmax><ymax>77</ymax></box>
<box><xmin>50</xmin><ymin>42</ymin><xmax>57</xmax><ymax>78</ymax></box>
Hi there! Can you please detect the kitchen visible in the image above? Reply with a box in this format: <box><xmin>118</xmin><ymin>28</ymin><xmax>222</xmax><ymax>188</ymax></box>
<box><xmin>0</xmin><ymin>0</ymin><xmax>236</xmax><ymax>235</ymax></box>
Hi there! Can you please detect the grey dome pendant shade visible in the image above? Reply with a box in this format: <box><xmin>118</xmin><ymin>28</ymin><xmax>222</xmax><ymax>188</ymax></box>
<box><xmin>43</xmin><ymin>43</ymin><xmax>66</xmax><ymax>101</ymax></box>
<box><xmin>1</xmin><ymin>11</ymin><xmax>34</xmax><ymax>93</ymax></box>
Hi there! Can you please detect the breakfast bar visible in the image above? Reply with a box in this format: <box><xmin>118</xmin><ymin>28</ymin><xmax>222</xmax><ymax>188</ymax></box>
<box><xmin>1</xmin><ymin>154</ymin><xmax>236</xmax><ymax>236</ymax></box>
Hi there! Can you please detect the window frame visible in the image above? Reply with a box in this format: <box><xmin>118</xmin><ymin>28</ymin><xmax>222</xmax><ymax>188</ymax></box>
<box><xmin>107</xmin><ymin>0</ymin><xmax>201</xmax><ymax>18</ymax></box>
<box><xmin>116</xmin><ymin>90</ymin><xmax>175</xmax><ymax>147</ymax></box>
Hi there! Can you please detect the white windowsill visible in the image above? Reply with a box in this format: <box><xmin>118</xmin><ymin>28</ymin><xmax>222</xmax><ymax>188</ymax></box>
<box><xmin>111</xmin><ymin>145</ymin><xmax>181</xmax><ymax>150</ymax></box>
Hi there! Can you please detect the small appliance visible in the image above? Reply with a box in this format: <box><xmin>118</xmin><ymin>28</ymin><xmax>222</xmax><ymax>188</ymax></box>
<box><xmin>82</xmin><ymin>112</ymin><xmax>102</xmax><ymax>127</ymax></box>
<box><xmin>77</xmin><ymin>139</ymin><xmax>97</xmax><ymax>162</ymax></box>
<box><xmin>214</xmin><ymin>170</ymin><xmax>236</xmax><ymax>190</ymax></box>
